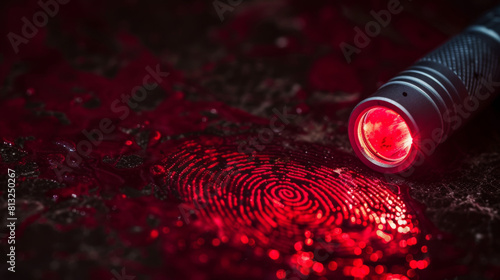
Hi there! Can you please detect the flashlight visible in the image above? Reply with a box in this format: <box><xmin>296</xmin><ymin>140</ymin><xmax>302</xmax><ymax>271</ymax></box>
<box><xmin>349</xmin><ymin>6</ymin><xmax>500</xmax><ymax>174</ymax></box>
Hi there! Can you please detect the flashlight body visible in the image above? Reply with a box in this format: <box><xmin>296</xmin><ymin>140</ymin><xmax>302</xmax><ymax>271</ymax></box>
<box><xmin>349</xmin><ymin>6</ymin><xmax>500</xmax><ymax>174</ymax></box>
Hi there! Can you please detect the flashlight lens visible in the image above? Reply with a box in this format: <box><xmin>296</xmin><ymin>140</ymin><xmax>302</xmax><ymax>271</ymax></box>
<box><xmin>360</xmin><ymin>107</ymin><xmax>413</xmax><ymax>163</ymax></box>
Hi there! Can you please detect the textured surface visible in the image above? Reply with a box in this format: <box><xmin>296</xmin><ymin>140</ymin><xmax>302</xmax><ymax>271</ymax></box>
<box><xmin>1</xmin><ymin>0</ymin><xmax>500</xmax><ymax>280</ymax></box>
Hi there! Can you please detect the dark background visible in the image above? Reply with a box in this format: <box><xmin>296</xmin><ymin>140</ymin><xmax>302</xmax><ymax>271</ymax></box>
<box><xmin>1</xmin><ymin>0</ymin><xmax>500</xmax><ymax>279</ymax></box>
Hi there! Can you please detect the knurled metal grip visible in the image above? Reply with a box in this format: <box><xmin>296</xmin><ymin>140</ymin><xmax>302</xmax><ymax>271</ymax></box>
<box><xmin>349</xmin><ymin>6</ymin><xmax>500</xmax><ymax>174</ymax></box>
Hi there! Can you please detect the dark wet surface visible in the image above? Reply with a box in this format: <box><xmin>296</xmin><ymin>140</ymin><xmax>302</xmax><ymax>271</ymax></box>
<box><xmin>1</xmin><ymin>0</ymin><xmax>500</xmax><ymax>279</ymax></box>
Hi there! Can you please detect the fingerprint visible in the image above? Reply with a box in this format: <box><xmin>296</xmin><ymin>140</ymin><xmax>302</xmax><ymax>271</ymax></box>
<box><xmin>159</xmin><ymin>137</ymin><xmax>427</xmax><ymax>278</ymax></box>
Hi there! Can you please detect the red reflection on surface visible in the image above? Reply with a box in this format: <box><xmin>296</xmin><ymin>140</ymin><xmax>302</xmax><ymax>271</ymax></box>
<box><xmin>361</xmin><ymin>107</ymin><xmax>413</xmax><ymax>163</ymax></box>
<box><xmin>161</xmin><ymin>138</ymin><xmax>429</xmax><ymax>279</ymax></box>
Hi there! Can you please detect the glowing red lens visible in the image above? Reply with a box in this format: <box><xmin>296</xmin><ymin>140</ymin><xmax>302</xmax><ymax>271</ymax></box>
<box><xmin>359</xmin><ymin>107</ymin><xmax>413</xmax><ymax>163</ymax></box>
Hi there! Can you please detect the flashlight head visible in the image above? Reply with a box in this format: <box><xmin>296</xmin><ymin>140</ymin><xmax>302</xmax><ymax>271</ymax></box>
<box><xmin>348</xmin><ymin>6</ymin><xmax>500</xmax><ymax>174</ymax></box>
<box><xmin>348</xmin><ymin>59</ymin><xmax>472</xmax><ymax>174</ymax></box>
<box><xmin>349</xmin><ymin>96</ymin><xmax>420</xmax><ymax>173</ymax></box>
<box><xmin>358</xmin><ymin>107</ymin><xmax>413</xmax><ymax>163</ymax></box>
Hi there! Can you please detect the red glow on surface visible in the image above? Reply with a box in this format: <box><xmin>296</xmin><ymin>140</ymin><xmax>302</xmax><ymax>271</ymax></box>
<box><xmin>240</xmin><ymin>235</ymin><xmax>249</xmax><ymax>244</ymax></box>
<box><xmin>294</xmin><ymin>242</ymin><xmax>303</xmax><ymax>251</ymax></box>
<box><xmin>328</xmin><ymin>261</ymin><xmax>338</xmax><ymax>271</ymax></box>
<box><xmin>360</xmin><ymin>107</ymin><xmax>413</xmax><ymax>163</ymax></box>
<box><xmin>410</xmin><ymin>260</ymin><xmax>418</xmax><ymax>269</ymax></box>
<box><xmin>0</xmin><ymin>0</ymin><xmax>455</xmax><ymax>278</ymax></box>
<box><xmin>312</xmin><ymin>262</ymin><xmax>324</xmax><ymax>273</ymax></box>
<box><xmin>163</xmin><ymin>139</ymin><xmax>431</xmax><ymax>279</ymax></box>
<box><xmin>421</xmin><ymin>245</ymin><xmax>428</xmax><ymax>253</ymax></box>
<box><xmin>269</xmin><ymin>250</ymin><xmax>280</xmax><ymax>260</ymax></box>
<box><xmin>276</xmin><ymin>269</ymin><xmax>287</xmax><ymax>279</ymax></box>
<box><xmin>199</xmin><ymin>254</ymin><xmax>209</xmax><ymax>263</ymax></box>
<box><xmin>150</xmin><ymin>229</ymin><xmax>159</xmax><ymax>239</ymax></box>
<box><xmin>212</xmin><ymin>238</ymin><xmax>221</xmax><ymax>247</ymax></box>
